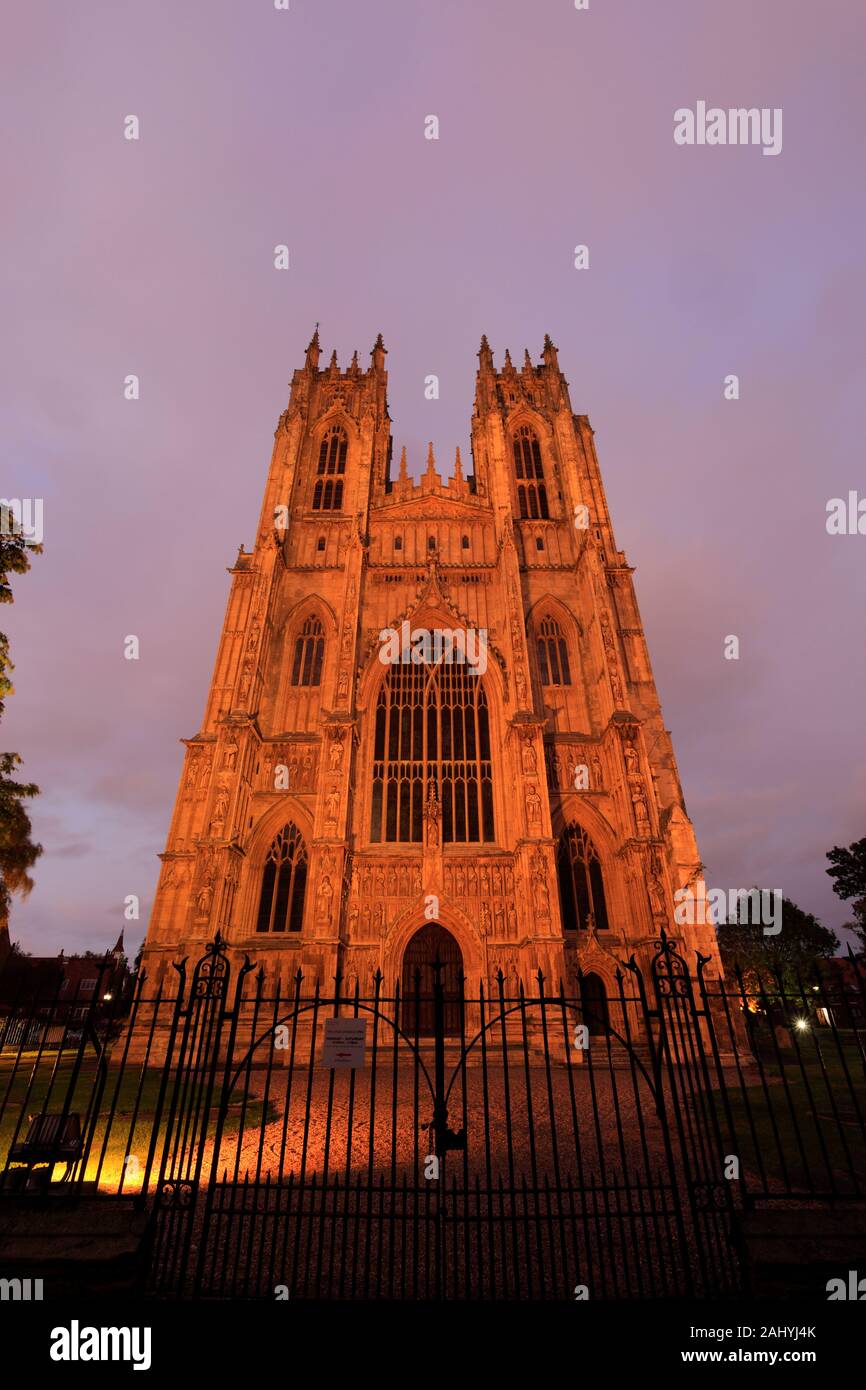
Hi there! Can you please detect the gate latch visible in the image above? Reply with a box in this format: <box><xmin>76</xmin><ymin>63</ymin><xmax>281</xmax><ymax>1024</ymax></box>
<box><xmin>426</xmin><ymin>1118</ymin><xmax>467</xmax><ymax>1154</ymax></box>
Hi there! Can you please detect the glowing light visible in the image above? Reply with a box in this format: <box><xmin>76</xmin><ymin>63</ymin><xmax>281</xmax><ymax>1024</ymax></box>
<box><xmin>795</xmin><ymin>1018</ymin><xmax>810</xmax><ymax>1032</ymax></box>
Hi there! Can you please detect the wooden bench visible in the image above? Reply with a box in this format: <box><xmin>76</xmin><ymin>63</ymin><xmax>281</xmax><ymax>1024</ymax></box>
<box><xmin>3</xmin><ymin>1113</ymin><xmax>83</xmax><ymax>1190</ymax></box>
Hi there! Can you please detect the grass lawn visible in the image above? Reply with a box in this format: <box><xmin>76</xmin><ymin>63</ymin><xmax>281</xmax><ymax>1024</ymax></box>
<box><xmin>0</xmin><ymin>1053</ymin><xmax>276</xmax><ymax>1192</ymax></box>
<box><xmin>712</xmin><ymin>1039</ymin><xmax>866</xmax><ymax>1193</ymax></box>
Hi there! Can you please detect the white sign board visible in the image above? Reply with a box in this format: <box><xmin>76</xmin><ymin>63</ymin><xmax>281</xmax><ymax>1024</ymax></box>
<box><xmin>322</xmin><ymin>1017</ymin><xmax>367</xmax><ymax>1069</ymax></box>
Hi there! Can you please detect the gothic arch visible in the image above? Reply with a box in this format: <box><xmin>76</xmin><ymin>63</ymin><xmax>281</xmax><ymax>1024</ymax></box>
<box><xmin>551</xmin><ymin>803</ymin><xmax>626</xmax><ymax>942</ymax></box>
<box><xmin>525</xmin><ymin>594</ymin><xmax>585</xmax><ymax>641</ymax></box>
<box><xmin>355</xmin><ymin>605</ymin><xmax>508</xmax><ymax>849</ymax></box>
<box><xmin>556</xmin><ymin>820</ymin><xmax>610</xmax><ymax>934</ymax></box>
<box><xmin>503</xmin><ymin>404</ymin><xmax>555</xmax><ymax>447</ymax></box>
<box><xmin>550</xmin><ymin>796</ymin><xmax>619</xmax><ymax>859</ymax></box>
<box><xmin>384</xmin><ymin>898</ymin><xmax>484</xmax><ymax>991</ymax></box>
<box><xmin>237</xmin><ymin>797</ymin><xmax>315</xmax><ymax>938</ymax></box>
<box><xmin>282</xmin><ymin>592</ymin><xmax>338</xmax><ymax>641</ymax></box>
<box><xmin>505</xmin><ymin>409</ymin><xmax>560</xmax><ymax>518</ymax></box>
<box><xmin>310</xmin><ymin>404</ymin><xmax>359</xmax><ymax>444</ymax></box>
<box><xmin>356</xmin><ymin>599</ymin><xmax>509</xmax><ymax>714</ymax></box>
<box><xmin>268</xmin><ymin>595</ymin><xmax>338</xmax><ymax>732</ymax></box>
<box><xmin>562</xmin><ymin>930</ymin><xmax>623</xmax><ymax>1016</ymax></box>
<box><xmin>526</xmin><ymin>596</ymin><xmax>590</xmax><ymax>724</ymax></box>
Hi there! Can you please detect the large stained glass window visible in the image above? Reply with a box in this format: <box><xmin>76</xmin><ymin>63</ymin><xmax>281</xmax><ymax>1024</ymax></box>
<box><xmin>371</xmin><ymin>662</ymin><xmax>494</xmax><ymax>843</ymax></box>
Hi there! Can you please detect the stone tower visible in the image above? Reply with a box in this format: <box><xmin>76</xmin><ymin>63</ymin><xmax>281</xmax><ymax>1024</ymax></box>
<box><xmin>138</xmin><ymin>331</ymin><xmax>721</xmax><ymax>1009</ymax></box>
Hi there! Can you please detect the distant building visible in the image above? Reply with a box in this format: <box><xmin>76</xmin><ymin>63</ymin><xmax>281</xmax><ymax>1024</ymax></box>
<box><xmin>0</xmin><ymin>932</ymin><xmax>131</xmax><ymax>1015</ymax></box>
<box><xmin>817</xmin><ymin>955</ymin><xmax>866</xmax><ymax>1028</ymax></box>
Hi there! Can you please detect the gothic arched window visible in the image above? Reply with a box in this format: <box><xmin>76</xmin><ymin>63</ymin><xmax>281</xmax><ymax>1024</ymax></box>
<box><xmin>255</xmin><ymin>823</ymin><xmax>308</xmax><ymax>933</ymax></box>
<box><xmin>557</xmin><ymin>823</ymin><xmax>609</xmax><ymax>932</ymax></box>
<box><xmin>291</xmin><ymin>617</ymin><xmax>324</xmax><ymax>686</ymax></box>
<box><xmin>537</xmin><ymin>616</ymin><xmax>572</xmax><ymax>686</ymax></box>
<box><xmin>312</xmin><ymin>427</ymin><xmax>347</xmax><ymax>511</ymax></box>
<box><xmin>513</xmin><ymin>425</ymin><xmax>549</xmax><ymax>519</ymax></box>
<box><xmin>317</xmin><ymin>427</ymin><xmax>347</xmax><ymax>476</ymax></box>
<box><xmin>371</xmin><ymin>661</ymin><xmax>495</xmax><ymax>844</ymax></box>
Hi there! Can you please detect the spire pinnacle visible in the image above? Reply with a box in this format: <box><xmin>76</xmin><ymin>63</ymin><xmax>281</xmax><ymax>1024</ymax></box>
<box><xmin>425</xmin><ymin>441</ymin><xmax>437</xmax><ymax>477</ymax></box>
<box><xmin>371</xmin><ymin>332</ymin><xmax>387</xmax><ymax>371</ymax></box>
<box><xmin>398</xmin><ymin>445</ymin><xmax>409</xmax><ymax>481</ymax></box>
<box><xmin>454</xmin><ymin>446</ymin><xmax>463</xmax><ymax>481</ymax></box>
<box><xmin>305</xmin><ymin>326</ymin><xmax>321</xmax><ymax>371</ymax></box>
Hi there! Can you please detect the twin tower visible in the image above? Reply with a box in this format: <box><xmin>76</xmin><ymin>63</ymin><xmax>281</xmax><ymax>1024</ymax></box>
<box><xmin>139</xmin><ymin>331</ymin><xmax>721</xmax><ymax>1013</ymax></box>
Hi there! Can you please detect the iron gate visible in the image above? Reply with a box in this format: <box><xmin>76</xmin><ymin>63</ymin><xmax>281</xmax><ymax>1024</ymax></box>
<box><xmin>142</xmin><ymin>932</ymin><xmax>743</xmax><ymax>1299</ymax></box>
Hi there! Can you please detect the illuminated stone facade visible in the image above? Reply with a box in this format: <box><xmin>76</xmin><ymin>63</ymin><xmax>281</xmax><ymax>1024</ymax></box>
<box><xmin>139</xmin><ymin>332</ymin><xmax>722</xmax><ymax>1007</ymax></box>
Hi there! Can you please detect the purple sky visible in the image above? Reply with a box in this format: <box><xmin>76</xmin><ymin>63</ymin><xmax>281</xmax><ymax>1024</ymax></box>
<box><xmin>2</xmin><ymin>0</ymin><xmax>864</xmax><ymax>959</ymax></box>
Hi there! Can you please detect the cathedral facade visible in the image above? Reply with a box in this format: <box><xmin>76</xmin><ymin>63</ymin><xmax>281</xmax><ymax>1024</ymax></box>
<box><xmin>139</xmin><ymin>331</ymin><xmax>721</xmax><ymax>1011</ymax></box>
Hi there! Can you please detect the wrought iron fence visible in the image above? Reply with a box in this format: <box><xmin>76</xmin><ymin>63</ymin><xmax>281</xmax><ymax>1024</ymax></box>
<box><xmin>1</xmin><ymin>934</ymin><xmax>865</xmax><ymax>1299</ymax></box>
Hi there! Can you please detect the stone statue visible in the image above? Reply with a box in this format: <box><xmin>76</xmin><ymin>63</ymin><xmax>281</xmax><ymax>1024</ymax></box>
<box><xmin>196</xmin><ymin>883</ymin><xmax>213</xmax><ymax>917</ymax></box>
<box><xmin>522</xmin><ymin>737</ymin><xmax>537</xmax><ymax>774</ymax></box>
<box><xmin>531</xmin><ymin>852</ymin><xmax>550</xmax><ymax>919</ymax></box>
<box><xmin>647</xmin><ymin>867</ymin><xmax>666</xmax><ymax>918</ymax></box>
<box><xmin>631</xmin><ymin>788</ymin><xmax>650</xmax><ymax>834</ymax></box>
<box><xmin>317</xmin><ymin>875</ymin><xmax>334</xmax><ymax>920</ymax></box>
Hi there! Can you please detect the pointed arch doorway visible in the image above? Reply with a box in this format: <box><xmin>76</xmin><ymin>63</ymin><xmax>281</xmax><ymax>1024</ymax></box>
<box><xmin>401</xmin><ymin>923</ymin><xmax>463</xmax><ymax>1036</ymax></box>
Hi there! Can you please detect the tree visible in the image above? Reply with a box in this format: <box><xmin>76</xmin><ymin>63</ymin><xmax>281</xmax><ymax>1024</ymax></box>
<box><xmin>0</xmin><ymin>512</ymin><xmax>41</xmax><ymax>718</ymax></box>
<box><xmin>826</xmin><ymin>838</ymin><xmax>866</xmax><ymax>953</ymax></box>
<box><xmin>0</xmin><ymin>508</ymin><xmax>42</xmax><ymax>937</ymax></box>
<box><xmin>0</xmin><ymin>753</ymin><xmax>41</xmax><ymax>935</ymax></box>
<box><xmin>716</xmin><ymin>895</ymin><xmax>839</xmax><ymax>998</ymax></box>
